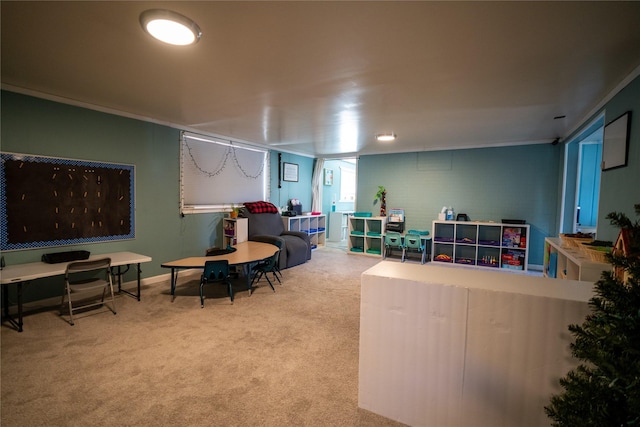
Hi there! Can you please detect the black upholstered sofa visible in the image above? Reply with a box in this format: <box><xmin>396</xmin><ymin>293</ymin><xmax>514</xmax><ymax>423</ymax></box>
<box><xmin>240</xmin><ymin>206</ymin><xmax>311</xmax><ymax>269</ymax></box>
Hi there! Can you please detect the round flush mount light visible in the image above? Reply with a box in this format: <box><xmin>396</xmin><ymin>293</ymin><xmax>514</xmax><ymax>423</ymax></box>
<box><xmin>140</xmin><ymin>9</ymin><xmax>202</xmax><ymax>46</ymax></box>
<box><xmin>376</xmin><ymin>133</ymin><xmax>397</xmax><ymax>142</ymax></box>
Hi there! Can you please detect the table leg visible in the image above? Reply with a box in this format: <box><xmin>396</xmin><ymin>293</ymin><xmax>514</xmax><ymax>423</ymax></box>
<box><xmin>2</xmin><ymin>282</ymin><xmax>23</xmax><ymax>332</ymax></box>
<box><xmin>112</xmin><ymin>264</ymin><xmax>141</xmax><ymax>301</ymax></box>
<box><xmin>17</xmin><ymin>283</ymin><xmax>22</xmax><ymax>332</ymax></box>
<box><xmin>243</xmin><ymin>264</ymin><xmax>252</xmax><ymax>296</ymax></box>
<box><xmin>3</xmin><ymin>284</ymin><xmax>8</xmax><ymax>318</ymax></box>
<box><xmin>136</xmin><ymin>263</ymin><xmax>141</xmax><ymax>301</ymax></box>
<box><xmin>170</xmin><ymin>268</ymin><xmax>177</xmax><ymax>302</ymax></box>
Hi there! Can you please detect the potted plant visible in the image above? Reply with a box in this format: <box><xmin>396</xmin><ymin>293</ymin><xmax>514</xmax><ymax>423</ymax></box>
<box><xmin>373</xmin><ymin>186</ymin><xmax>387</xmax><ymax>216</ymax></box>
<box><xmin>229</xmin><ymin>204</ymin><xmax>241</xmax><ymax>219</ymax></box>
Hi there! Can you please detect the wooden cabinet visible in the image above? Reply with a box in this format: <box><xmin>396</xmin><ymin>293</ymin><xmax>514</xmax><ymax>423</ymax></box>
<box><xmin>543</xmin><ymin>237</ymin><xmax>610</xmax><ymax>282</ymax></box>
<box><xmin>348</xmin><ymin>216</ymin><xmax>387</xmax><ymax>257</ymax></box>
<box><xmin>222</xmin><ymin>217</ymin><xmax>248</xmax><ymax>247</ymax></box>
<box><xmin>432</xmin><ymin>221</ymin><xmax>530</xmax><ymax>271</ymax></box>
<box><xmin>282</xmin><ymin>214</ymin><xmax>326</xmax><ymax>250</ymax></box>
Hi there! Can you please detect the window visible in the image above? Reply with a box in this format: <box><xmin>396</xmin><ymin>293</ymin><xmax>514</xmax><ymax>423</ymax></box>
<box><xmin>180</xmin><ymin>132</ymin><xmax>269</xmax><ymax>214</ymax></box>
<box><xmin>340</xmin><ymin>167</ymin><xmax>356</xmax><ymax>202</ymax></box>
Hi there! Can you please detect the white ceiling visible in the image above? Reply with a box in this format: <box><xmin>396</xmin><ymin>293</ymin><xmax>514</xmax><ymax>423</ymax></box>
<box><xmin>2</xmin><ymin>1</ymin><xmax>640</xmax><ymax>157</ymax></box>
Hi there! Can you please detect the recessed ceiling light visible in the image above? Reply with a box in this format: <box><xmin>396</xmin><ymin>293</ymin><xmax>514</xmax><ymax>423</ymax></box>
<box><xmin>376</xmin><ymin>133</ymin><xmax>396</xmax><ymax>142</ymax></box>
<box><xmin>140</xmin><ymin>9</ymin><xmax>202</xmax><ymax>46</ymax></box>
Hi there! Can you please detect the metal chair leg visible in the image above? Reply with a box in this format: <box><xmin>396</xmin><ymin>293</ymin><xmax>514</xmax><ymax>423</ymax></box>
<box><xmin>108</xmin><ymin>282</ymin><xmax>117</xmax><ymax>315</ymax></box>
<box><xmin>264</xmin><ymin>275</ymin><xmax>275</xmax><ymax>292</ymax></box>
<box><xmin>67</xmin><ymin>288</ymin><xmax>75</xmax><ymax>326</ymax></box>
<box><xmin>227</xmin><ymin>280</ymin><xmax>234</xmax><ymax>304</ymax></box>
<box><xmin>200</xmin><ymin>280</ymin><xmax>205</xmax><ymax>308</ymax></box>
<box><xmin>271</xmin><ymin>272</ymin><xmax>281</xmax><ymax>285</ymax></box>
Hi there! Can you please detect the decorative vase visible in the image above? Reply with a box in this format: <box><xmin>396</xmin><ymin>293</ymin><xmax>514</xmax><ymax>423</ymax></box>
<box><xmin>230</xmin><ymin>211</ymin><xmax>238</xmax><ymax>219</ymax></box>
<box><xmin>380</xmin><ymin>191</ymin><xmax>387</xmax><ymax>216</ymax></box>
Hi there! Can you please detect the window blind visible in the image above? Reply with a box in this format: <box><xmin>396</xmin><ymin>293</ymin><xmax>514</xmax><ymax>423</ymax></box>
<box><xmin>180</xmin><ymin>132</ymin><xmax>269</xmax><ymax>214</ymax></box>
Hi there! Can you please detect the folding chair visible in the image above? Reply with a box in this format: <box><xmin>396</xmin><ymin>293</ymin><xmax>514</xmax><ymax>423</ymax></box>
<box><xmin>61</xmin><ymin>257</ymin><xmax>116</xmax><ymax>326</ymax></box>
<box><xmin>200</xmin><ymin>260</ymin><xmax>233</xmax><ymax>307</ymax></box>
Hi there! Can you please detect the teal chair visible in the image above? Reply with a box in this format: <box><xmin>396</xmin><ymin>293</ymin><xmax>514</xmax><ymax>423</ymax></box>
<box><xmin>384</xmin><ymin>232</ymin><xmax>405</xmax><ymax>261</ymax></box>
<box><xmin>250</xmin><ymin>249</ymin><xmax>281</xmax><ymax>293</ymax></box>
<box><xmin>404</xmin><ymin>232</ymin><xmax>428</xmax><ymax>264</ymax></box>
<box><xmin>200</xmin><ymin>260</ymin><xmax>233</xmax><ymax>307</ymax></box>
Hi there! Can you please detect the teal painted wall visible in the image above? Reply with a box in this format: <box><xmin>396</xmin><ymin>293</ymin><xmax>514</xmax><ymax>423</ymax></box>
<box><xmin>268</xmin><ymin>151</ymin><xmax>314</xmax><ymax>212</ymax></box>
<box><xmin>561</xmin><ymin>74</ymin><xmax>640</xmax><ymax>242</ymax></box>
<box><xmin>357</xmin><ymin>144</ymin><xmax>564</xmax><ymax>266</ymax></box>
<box><xmin>597</xmin><ymin>76</ymin><xmax>640</xmax><ymax>242</ymax></box>
<box><xmin>0</xmin><ymin>91</ymin><xmax>313</xmax><ymax>303</ymax></box>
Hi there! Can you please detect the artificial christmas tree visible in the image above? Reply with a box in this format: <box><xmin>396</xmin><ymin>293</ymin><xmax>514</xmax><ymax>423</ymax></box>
<box><xmin>545</xmin><ymin>204</ymin><xmax>640</xmax><ymax>426</ymax></box>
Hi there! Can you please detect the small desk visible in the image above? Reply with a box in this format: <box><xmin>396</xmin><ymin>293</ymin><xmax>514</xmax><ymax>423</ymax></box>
<box><xmin>0</xmin><ymin>251</ymin><xmax>152</xmax><ymax>332</ymax></box>
<box><xmin>161</xmin><ymin>241</ymin><xmax>279</xmax><ymax>301</ymax></box>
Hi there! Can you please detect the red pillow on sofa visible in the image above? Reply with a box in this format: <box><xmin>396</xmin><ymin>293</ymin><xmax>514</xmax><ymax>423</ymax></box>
<box><xmin>244</xmin><ymin>201</ymin><xmax>279</xmax><ymax>214</ymax></box>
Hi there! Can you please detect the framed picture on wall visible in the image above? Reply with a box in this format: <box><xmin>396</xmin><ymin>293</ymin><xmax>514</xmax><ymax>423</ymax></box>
<box><xmin>602</xmin><ymin>111</ymin><xmax>631</xmax><ymax>171</ymax></box>
<box><xmin>324</xmin><ymin>168</ymin><xmax>333</xmax><ymax>185</ymax></box>
<box><xmin>283</xmin><ymin>162</ymin><xmax>299</xmax><ymax>182</ymax></box>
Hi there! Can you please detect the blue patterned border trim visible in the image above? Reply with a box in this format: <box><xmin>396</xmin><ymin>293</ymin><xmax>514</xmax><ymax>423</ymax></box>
<box><xmin>1</xmin><ymin>152</ymin><xmax>135</xmax><ymax>251</ymax></box>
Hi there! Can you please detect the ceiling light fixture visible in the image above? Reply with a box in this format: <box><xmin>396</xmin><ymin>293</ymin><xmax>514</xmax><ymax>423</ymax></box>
<box><xmin>140</xmin><ymin>9</ymin><xmax>202</xmax><ymax>46</ymax></box>
<box><xmin>376</xmin><ymin>133</ymin><xmax>397</xmax><ymax>142</ymax></box>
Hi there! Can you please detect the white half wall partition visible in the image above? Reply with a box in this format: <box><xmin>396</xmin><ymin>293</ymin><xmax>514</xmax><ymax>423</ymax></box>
<box><xmin>359</xmin><ymin>262</ymin><xmax>594</xmax><ymax>427</ymax></box>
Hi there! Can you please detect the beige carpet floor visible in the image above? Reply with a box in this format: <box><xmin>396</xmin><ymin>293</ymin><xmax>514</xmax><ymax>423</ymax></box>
<box><xmin>1</xmin><ymin>247</ymin><xmax>408</xmax><ymax>427</ymax></box>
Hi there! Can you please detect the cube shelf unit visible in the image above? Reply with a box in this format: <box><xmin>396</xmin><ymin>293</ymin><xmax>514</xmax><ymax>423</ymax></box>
<box><xmin>348</xmin><ymin>216</ymin><xmax>387</xmax><ymax>257</ymax></box>
<box><xmin>281</xmin><ymin>214</ymin><xmax>326</xmax><ymax>250</ymax></box>
<box><xmin>431</xmin><ymin>220</ymin><xmax>530</xmax><ymax>271</ymax></box>
<box><xmin>223</xmin><ymin>217</ymin><xmax>248</xmax><ymax>247</ymax></box>
<box><xmin>543</xmin><ymin>237</ymin><xmax>610</xmax><ymax>282</ymax></box>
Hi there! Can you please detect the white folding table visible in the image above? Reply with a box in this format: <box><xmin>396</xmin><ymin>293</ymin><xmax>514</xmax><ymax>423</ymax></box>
<box><xmin>1</xmin><ymin>251</ymin><xmax>152</xmax><ymax>332</ymax></box>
